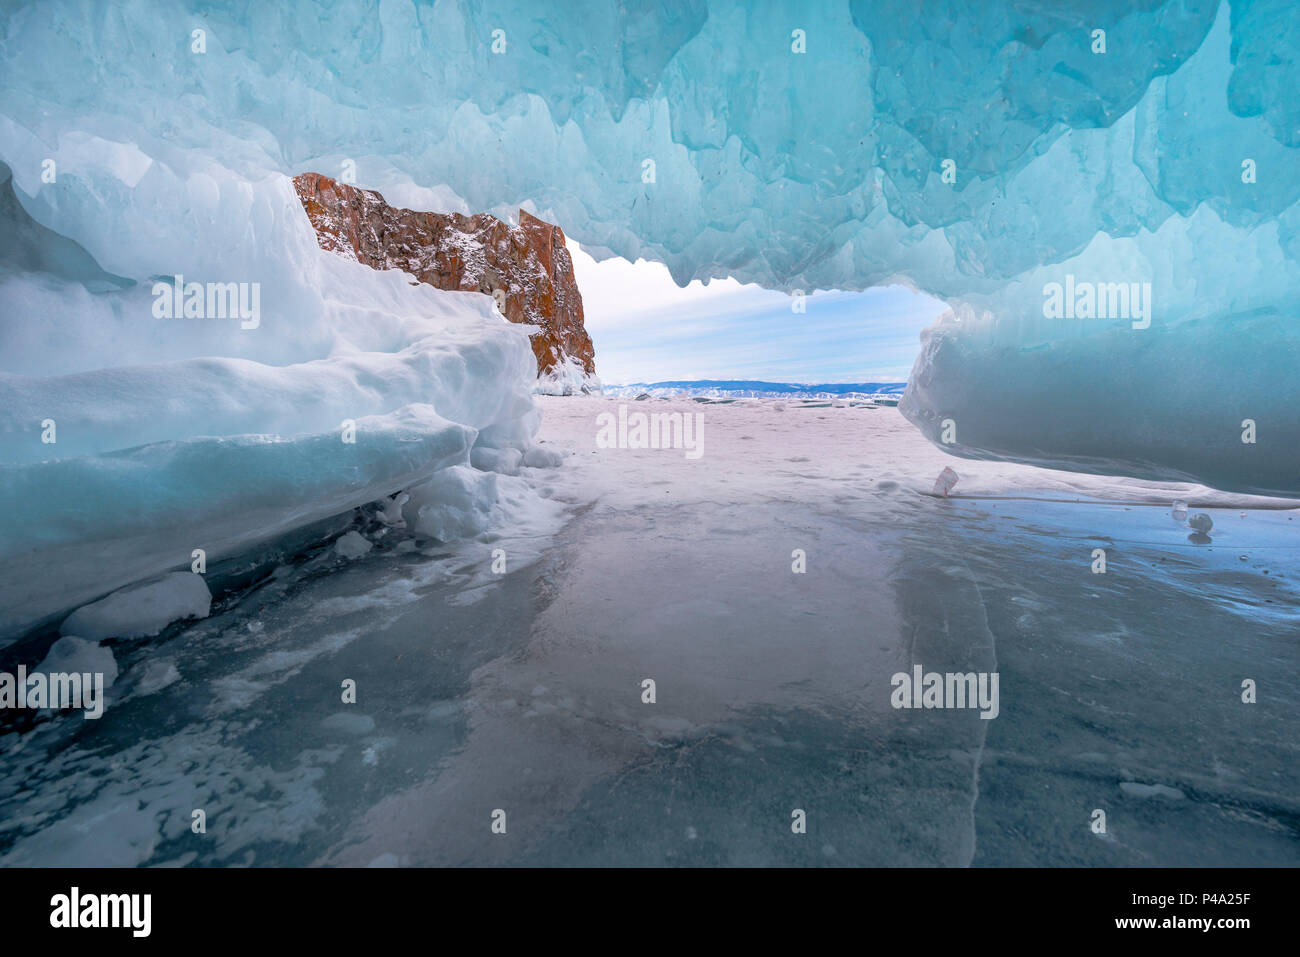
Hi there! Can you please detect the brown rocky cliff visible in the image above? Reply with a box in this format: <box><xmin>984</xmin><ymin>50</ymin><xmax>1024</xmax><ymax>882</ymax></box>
<box><xmin>293</xmin><ymin>172</ymin><xmax>596</xmax><ymax>381</ymax></box>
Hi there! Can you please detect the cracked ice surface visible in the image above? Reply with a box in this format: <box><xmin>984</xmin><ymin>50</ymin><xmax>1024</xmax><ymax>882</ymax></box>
<box><xmin>2</xmin><ymin>401</ymin><xmax>1295</xmax><ymax>866</ymax></box>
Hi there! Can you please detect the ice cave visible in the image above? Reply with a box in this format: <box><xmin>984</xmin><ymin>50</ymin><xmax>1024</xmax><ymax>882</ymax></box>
<box><xmin>0</xmin><ymin>0</ymin><xmax>1296</xmax><ymax>874</ymax></box>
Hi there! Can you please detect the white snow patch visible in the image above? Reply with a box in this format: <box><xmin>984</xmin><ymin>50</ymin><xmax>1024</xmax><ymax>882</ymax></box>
<box><xmin>406</xmin><ymin>466</ymin><xmax>498</xmax><ymax>541</ymax></box>
<box><xmin>522</xmin><ymin>445</ymin><xmax>564</xmax><ymax>469</ymax></box>
<box><xmin>334</xmin><ymin>531</ymin><xmax>374</xmax><ymax>560</ymax></box>
<box><xmin>133</xmin><ymin>659</ymin><xmax>181</xmax><ymax>696</ymax></box>
<box><xmin>322</xmin><ymin>712</ymin><xmax>376</xmax><ymax>735</ymax></box>
<box><xmin>470</xmin><ymin>445</ymin><xmax>523</xmax><ymax>475</ymax></box>
<box><xmin>35</xmin><ymin>636</ymin><xmax>118</xmax><ymax>688</ymax></box>
<box><xmin>60</xmin><ymin>572</ymin><xmax>210</xmax><ymax>641</ymax></box>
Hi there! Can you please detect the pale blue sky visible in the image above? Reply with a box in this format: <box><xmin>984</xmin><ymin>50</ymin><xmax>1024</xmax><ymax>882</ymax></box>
<box><xmin>570</xmin><ymin>242</ymin><xmax>945</xmax><ymax>385</ymax></box>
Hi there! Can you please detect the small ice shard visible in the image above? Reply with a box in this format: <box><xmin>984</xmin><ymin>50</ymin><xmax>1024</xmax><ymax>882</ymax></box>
<box><xmin>60</xmin><ymin>571</ymin><xmax>211</xmax><ymax>640</ymax></box>
<box><xmin>334</xmin><ymin>530</ymin><xmax>373</xmax><ymax>559</ymax></box>
<box><xmin>376</xmin><ymin>492</ymin><xmax>409</xmax><ymax>528</ymax></box>
<box><xmin>1119</xmin><ymin>781</ymin><xmax>1186</xmax><ymax>800</ymax></box>
<box><xmin>932</xmin><ymin>466</ymin><xmax>960</xmax><ymax>497</ymax></box>
<box><xmin>1189</xmin><ymin>513</ymin><xmax>1214</xmax><ymax>533</ymax></box>
<box><xmin>1171</xmin><ymin>500</ymin><xmax>1188</xmax><ymax>522</ymax></box>
<box><xmin>134</xmin><ymin>659</ymin><xmax>181</xmax><ymax>696</ymax></box>
<box><xmin>321</xmin><ymin>712</ymin><xmax>376</xmax><ymax>735</ymax></box>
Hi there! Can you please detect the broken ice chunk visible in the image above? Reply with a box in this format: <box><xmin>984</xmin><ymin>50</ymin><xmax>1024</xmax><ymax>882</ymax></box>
<box><xmin>522</xmin><ymin>445</ymin><xmax>564</xmax><ymax>468</ymax></box>
<box><xmin>1189</xmin><ymin>513</ymin><xmax>1214</xmax><ymax>533</ymax></box>
<box><xmin>376</xmin><ymin>492</ymin><xmax>409</xmax><ymax>527</ymax></box>
<box><xmin>334</xmin><ymin>530</ymin><xmax>373</xmax><ymax>559</ymax></box>
<box><xmin>60</xmin><ymin>571</ymin><xmax>211</xmax><ymax>640</ymax></box>
<box><xmin>1171</xmin><ymin>500</ymin><xmax>1188</xmax><ymax>522</ymax></box>
<box><xmin>932</xmin><ymin>466</ymin><xmax>960</xmax><ymax>497</ymax></box>
<box><xmin>36</xmin><ymin>636</ymin><xmax>118</xmax><ymax>688</ymax></box>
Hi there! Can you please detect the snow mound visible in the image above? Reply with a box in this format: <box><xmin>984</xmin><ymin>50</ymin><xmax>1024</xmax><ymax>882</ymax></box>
<box><xmin>535</xmin><ymin>355</ymin><xmax>603</xmax><ymax>396</ymax></box>
<box><xmin>407</xmin><ymin>466</ymin><xmax>499</xmax><ymax>542</ymax></box>
<box><xmin>522</xmin><ymin>446</ymin><xmax>565</xmax><ymax>469</ymax></box>
<box><xmin>35</xmin><ymin>636</ymin><xmax>118</xmax><ymax>689</ymax></box>
<box><xmin>60</xmin><ymin>572</ymin><xmax>212</xmax><ymax>641</ymax></box>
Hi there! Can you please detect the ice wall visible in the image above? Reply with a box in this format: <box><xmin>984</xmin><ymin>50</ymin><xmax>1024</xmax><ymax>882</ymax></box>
<box><xmin>0</xmin><ymin>150</ymin><xmax>543</xmax><ymax>636</ymax></box>
<box><xmin>0</xmin><ymin>0</ymin><xmax>1297</xmax><ymax>588</ymax></box>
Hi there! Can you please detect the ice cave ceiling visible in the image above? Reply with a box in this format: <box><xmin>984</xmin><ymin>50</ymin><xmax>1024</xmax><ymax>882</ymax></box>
<box><xmin>1</xmin><ymin>0</ymin><xmax>1297</xmax><ymax>496</ymax></box>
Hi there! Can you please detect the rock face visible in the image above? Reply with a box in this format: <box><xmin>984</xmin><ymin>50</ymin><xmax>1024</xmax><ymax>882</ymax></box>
<box><xmin>294</xmin><ymin>172</ymin><xmax>596</xmax><ymax>385</ymax></box>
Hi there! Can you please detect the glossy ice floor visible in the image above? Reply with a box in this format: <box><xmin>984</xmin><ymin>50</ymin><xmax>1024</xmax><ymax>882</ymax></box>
<box><xmin>2</xmin><ymin>400</ymin><xmax>1296</xmax><ymax>866</ymax></box>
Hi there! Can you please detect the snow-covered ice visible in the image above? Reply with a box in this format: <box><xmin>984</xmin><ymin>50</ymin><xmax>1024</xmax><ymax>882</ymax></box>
<box><xmin>2</xmin><ymin>400</ymin><xmax>1294</xmax><ymax>867</ymax></box>
<box><xmin>0</xmin><ymin>157</ymin><xmax>545</xmax><ymax>639</ymax></box>
<box><xmin>34</xmin><ymin>636</ymin><xmax>117</xmax><ymax>689</ymax></box>
<box><xmin>333</xmin><ymin>532</ymin><xmax>374</xmax><ymax>561</ymax></box>
<box><xmin>60</xmin><ymin>572</ymin><xmax>211</xmax><ymax>641</ymax></box>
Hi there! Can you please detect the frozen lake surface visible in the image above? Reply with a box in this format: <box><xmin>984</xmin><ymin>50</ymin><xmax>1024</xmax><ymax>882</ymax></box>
<box><xmin>2</xmin><ymin>399</ymin><xmax>1297</xmax><ymax>866</ymax></box>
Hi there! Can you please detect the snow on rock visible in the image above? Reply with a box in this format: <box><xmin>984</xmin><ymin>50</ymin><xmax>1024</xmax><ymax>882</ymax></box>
<box><xmin>535</xmin><ymin>355</ymin><xmax>602</xmax><ymax>397</ymax></box>
<box><xmin>60</xmin><ymin>572</ymin><xmax>211</xmax><ymax>641</ymax></box>
<box><xmin>295</xmin><ymin>172</ymin><xmax>597</xmax><ymax>385</ymax></box>
<box><xmin>35</xmin><ymin>636</ymin><xmax>118</xmax><ymax>688</ymax></box>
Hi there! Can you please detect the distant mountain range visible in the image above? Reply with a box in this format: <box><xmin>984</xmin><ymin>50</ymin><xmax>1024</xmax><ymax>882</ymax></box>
<box><xmin>603</xmin><ymin>379</ymin><xmax>907</xmax><ymax>399</ymax></box>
